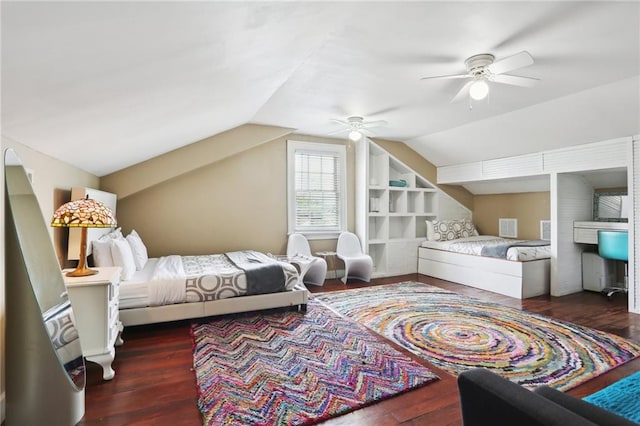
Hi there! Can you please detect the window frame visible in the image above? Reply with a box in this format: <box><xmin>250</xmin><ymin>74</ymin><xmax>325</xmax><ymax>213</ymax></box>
<box><xmin>287</xmin><ymin>140</ymin><xmax>347</xmax><ymax>240</ymax></box>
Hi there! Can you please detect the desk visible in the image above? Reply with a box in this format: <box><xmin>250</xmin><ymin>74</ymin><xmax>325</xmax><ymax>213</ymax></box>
<box><xmin>315</xmin><ymin>251</ymin><xmax>338</xmax><ymax>280</ymax></box>
<box><xmin>573</xmin><ymin>221</ymin><xmax>628</xmax><ymax>244</ymax></box>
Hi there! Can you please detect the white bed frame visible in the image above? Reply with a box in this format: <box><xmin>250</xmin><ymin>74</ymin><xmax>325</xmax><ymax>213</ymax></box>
<box><xmin>119</xmin><ymin>288</ymin><xmax>308</xmax><ymax>326</ymax></box>
<box><xmin>70</xmin><ymin>187</ymin><xmax>310</xmax><ymax>327</ymax></box>
<box><xmin>418</xmin><ymin>247</ymin><xmax>550</xmax><ymax>299</ymax></box>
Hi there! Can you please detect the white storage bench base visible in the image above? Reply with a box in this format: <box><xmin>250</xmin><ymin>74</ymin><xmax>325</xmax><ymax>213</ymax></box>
<box><xmin>418</xmin><ymin>247</ymin><xmax>550</xmax><ymax>299</ymax></box>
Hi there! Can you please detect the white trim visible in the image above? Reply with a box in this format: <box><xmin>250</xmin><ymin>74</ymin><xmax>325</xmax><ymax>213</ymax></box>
<box><xmin>287</xmin><ymin>140</ymin><xmax>347</xmax><ymax>236</ymax></box>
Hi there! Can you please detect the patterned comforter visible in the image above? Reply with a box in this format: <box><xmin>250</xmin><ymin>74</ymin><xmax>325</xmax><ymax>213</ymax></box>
<box><xmin>43</xmin><ymin>302</ymin><xmax>83</xmax><ymax>366</ymax></box>
<box><xmin>421</xmin><ymin>236</ymin><xmax>551</xmax><ymax>261</ymax></box>
<box><xmin>147</xmin><ymin>250</ymin><xmax>299</xmax><ymax>306</ymax></box>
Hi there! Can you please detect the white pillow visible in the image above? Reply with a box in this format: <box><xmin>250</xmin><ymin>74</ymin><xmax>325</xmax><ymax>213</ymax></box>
<box><xmin>92</xmin><ymin>239</ymin><xmax>114</xmax><ymax>267</ymax></box>
<box><xmin>111</xmin><ymin>238</ymin><xmax>136</xmax><ymax>280</ymax></box>
<box><xmin>426</xmin><ymin>220</ymin><xmax>435</xmax><ymax>241</ymax></box>
<box><xmin>104</xmin><ymin>227</ymin><xmax>123</xmax><ymax>240</ymax></box>
<box><xmin>126</xmin><ymin>229</ymin><xmax>148</xmax><ymax>271</ymax></box>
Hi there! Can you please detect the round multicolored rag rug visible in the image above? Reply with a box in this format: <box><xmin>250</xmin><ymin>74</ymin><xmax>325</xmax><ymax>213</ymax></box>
<box><xmin>316</xmin><ymin>282</ymin><xmax>640</xmax><ymax>391</ymax></box>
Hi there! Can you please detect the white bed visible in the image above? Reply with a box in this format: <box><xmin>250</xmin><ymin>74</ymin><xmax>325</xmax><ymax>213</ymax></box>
<box><xmin>68</xmin><ymin>187</ymin><xmax>311</xmax><ymax>327</ymax></box>
<box><xmin>418</xmin><ymin>235</ymin><xmax>551</xmax><ymax>299</ymax></box>
<box><xmin>117</xmin><ymin>251</ymin><xmax>309</xmax><ymax>326</ymax></box>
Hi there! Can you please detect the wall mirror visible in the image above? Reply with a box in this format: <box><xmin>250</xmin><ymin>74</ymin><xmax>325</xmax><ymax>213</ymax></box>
<box><xmin>5</xmin><ymin>149</ymin><xmax>85</xmax><ymax>424</ymax></box>
<box><xmin>593</xmin><ymin>191</ymin><xmax>629</xmax><ymax>222</ymax></box>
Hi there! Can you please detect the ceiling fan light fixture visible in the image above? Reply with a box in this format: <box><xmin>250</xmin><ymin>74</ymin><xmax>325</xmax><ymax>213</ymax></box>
<box><xmin>348</xmin><ymin>130</ymin><xmax>363</xmax><ymax>141</ymax></box>
<box><xmin>469</xmin><ymin>79</ymin><xmax>489</xmax><ymax>100</ymax></box>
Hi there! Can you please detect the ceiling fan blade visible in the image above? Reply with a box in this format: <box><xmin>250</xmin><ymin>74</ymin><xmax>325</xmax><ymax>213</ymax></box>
<box><xmin>450</xmin><ymin>81</ymin><xmax>473</xmax><ymax>103</ymax></box>
<box><xmin>330</xmin><ymin>118</ymin><xmax>349</xmax><ymax>126</ymax></box>
<box><xmin>490</xmin><ymin>74</ymin><xmax>540</xmax><ymax>88</ymax></box>
<box><xmin>362</xmin><ymin>120</ymin><xmax>388</xmax><ymax>128</ymax></box>
<box><xmin>420</xmin><ymin>73</ymin><xmax>469</xmax><ymax>81</ymax></box>
<box><xmin>487</xmin><ymin>51</ymin><xmax>534</xmax><ymax>75</ymax></box>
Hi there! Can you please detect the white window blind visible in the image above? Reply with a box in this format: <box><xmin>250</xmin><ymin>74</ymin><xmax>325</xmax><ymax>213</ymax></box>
<box><xmin>287</xmin><ymin>141</ymin><xmax>346</xmax><ymax>237</ymax></box>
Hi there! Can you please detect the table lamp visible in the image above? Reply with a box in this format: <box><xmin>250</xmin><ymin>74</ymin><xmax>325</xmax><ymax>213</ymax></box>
<box><xmin>51</xmin><ymin>196</ymin><xmax>117</xmax><ymax>277</ymax></box>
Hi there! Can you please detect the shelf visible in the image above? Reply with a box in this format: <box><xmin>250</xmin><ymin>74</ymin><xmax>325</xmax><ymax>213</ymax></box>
<box><xmin>357</xmin><ymin>138</ymin><xmax>462</xmax><ymax>278</ymax></box>
<box><xmin>389</xmin><ymin>215</ymin><xmax>414</xmax><ymax>239</ymax></box>
<box><xmin>368</xmin><ymin>244</ymin><xmax>387</xmax><ymax>274</ymax></box>
<box><xmin>368</xmin><ymin>216</ymin><xmax>388</xmax><ymax>241</ymax></box>
<box><xmin>387</xmin><ymin>237</ymin><xmax>424</xmax><ymax>243</ymax></box>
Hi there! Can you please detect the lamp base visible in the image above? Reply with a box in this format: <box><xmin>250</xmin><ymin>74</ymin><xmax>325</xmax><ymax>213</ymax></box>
<box><xmin>65</xmin><ymin>266</ymin><xmax>98</xmax><ymax>277</ymax></box>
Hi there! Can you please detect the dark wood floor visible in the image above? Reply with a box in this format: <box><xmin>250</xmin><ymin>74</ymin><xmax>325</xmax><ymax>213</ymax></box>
<box><xmin>81</xmin><ymin>275</ymin><xmax>640</xmax><ymax>425</ymax></box>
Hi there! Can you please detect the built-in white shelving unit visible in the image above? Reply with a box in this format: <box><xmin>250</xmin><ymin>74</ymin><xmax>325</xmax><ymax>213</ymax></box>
<box><xmin>355</xmin><ymin>139</ymin><xmax>469</xmax><ymax>278</ymax></box>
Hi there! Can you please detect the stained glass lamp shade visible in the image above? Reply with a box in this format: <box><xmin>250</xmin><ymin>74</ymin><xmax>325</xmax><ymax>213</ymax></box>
<box><xmin>51</xmin><ymin>197</ymin><xmax>117</xmax><ymax>277</ymax></box>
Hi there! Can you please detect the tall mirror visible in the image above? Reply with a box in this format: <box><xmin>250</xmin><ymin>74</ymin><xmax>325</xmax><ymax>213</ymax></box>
<box><xmin>5</xmin><ymin>149</ymin><xmax>85</xmax><ymax>424</ymax></box>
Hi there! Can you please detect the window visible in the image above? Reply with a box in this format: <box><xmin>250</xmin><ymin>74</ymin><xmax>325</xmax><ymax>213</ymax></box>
<box><xmin>287</xmin><ymin>140</ymin><xmax>347</xmax><ymax>238</ymax></box>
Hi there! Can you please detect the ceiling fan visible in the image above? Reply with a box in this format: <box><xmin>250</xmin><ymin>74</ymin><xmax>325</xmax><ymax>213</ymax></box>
<box><xmin>420</xmin><ymin>51</ymin><xmax>539</xmax><ymax>103</ymax></box>
<box><xmin>329</xmin><ymin>116</ymin><xmax>388</xmax><ymax>141</ymax></box>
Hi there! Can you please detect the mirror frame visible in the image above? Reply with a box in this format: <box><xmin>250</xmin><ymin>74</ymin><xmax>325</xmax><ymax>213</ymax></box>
<box><xmin>4</xmin><ymin>148</ymin><xmax>85</xmax><ymax>424</ymax></box>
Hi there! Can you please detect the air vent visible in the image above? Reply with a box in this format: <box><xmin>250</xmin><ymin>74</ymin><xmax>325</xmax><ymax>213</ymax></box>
<box><xmin>540</xmin><ymin>220</ymin><xmax>551</xmax><ymax>241</ymax></box>
<box><xmin>499</xmin><ymin>218</ymin><xmax>518</xmax><ymax>238</ymax></box>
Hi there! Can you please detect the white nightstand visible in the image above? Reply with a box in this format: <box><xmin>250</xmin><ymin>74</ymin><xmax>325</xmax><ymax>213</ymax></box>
<box><xmin>64</xmin><ymin>267</ymin><xmax>124</xmax><ymax>380</ymax></box>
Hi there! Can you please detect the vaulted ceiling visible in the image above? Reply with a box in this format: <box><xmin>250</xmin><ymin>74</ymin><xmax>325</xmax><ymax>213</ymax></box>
<box><xmin>2</xmin><ymin>2</ymin><xmax>639</xmax><ymax>177</ymax></box>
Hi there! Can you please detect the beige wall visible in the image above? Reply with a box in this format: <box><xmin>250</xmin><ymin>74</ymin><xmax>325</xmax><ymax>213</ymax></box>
<box><xmin>101</xmin><ymin>124</ymin><xmax>294</xmax><ymax>200</ymax></box>
<box><xmin>3</xmin><ymin>140</ymin><xmax>100</xmax><ymax>266</ymax></box>
<box><xmin>113</xmin><ymin>133</ymin><xmax>354</xmax><ymax>257</ymax></box>
<box><xmin>473</xmin><ymin>192</ymin><xmax>551</xmax><ymax>239</ymax></box>
<box><xmin>1</xmin><ymin>138</ymin><xmax>99</xmax><ymax>421</ymax></box>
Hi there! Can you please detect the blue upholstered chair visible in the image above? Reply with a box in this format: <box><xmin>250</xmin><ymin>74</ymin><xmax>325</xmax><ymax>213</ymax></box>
<box><xmin>597</xmin><ymin>230</ymin><xmax>628</xmax><ymax>298</ymax></box>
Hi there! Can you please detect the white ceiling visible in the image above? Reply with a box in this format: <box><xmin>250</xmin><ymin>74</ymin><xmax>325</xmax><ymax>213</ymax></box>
<box><xmin>2</xmin><ymin>2</ymin><xmax>639</xmax><ymax>178</ymax></box>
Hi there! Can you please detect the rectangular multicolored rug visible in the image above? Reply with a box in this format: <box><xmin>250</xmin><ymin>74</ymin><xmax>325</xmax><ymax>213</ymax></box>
<box><xmin>191</xmin><ymin>298</ymin><xmax>438</xmax><ymax>426</ymax></box>
<box><xmin>315</xmin><ymin>281</ymin><xmax>640</xmax><ymax>391</ymax></box>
